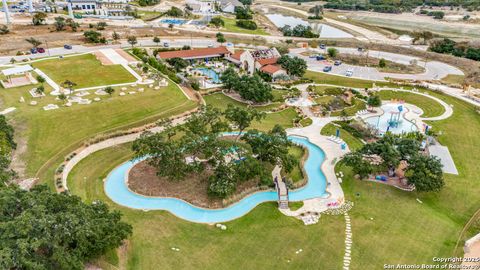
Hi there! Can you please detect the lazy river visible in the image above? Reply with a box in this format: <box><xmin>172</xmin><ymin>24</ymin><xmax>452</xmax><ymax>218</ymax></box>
<box><xmin>104</xmin><ymin>136</ymin><xmax>328</xmax><ymax>223</ymax></box>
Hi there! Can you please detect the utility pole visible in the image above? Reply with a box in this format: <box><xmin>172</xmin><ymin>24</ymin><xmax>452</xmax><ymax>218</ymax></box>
<box><xmin>2</xmin><ymin>0</ymin><xmax>11</xmax><ymax>24</ymax></box>
<box><xmin>28</xmin><ymin>0</ymin><xmax>34</xmax><ymax>13</ymax></box>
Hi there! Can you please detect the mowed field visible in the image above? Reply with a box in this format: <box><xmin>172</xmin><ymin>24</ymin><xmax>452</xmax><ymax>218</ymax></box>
<box><xmin>32</xmin><ymin>54</ymin><xmax>137</xmax><ymax>88</ymax></box>
<box><xmin>68</xmin><ymin>143</ymin><xmax>345</xmax><ymax>270</ymax></box>
<box><xmin>0</xmin><ymin>76</ymin><xmax>196</xmax><ymax>187</ymax></box>
<box><xmin>65</xmin><ymin>85</ymin><xmax>480</xmax><ymax>269</ymax></box>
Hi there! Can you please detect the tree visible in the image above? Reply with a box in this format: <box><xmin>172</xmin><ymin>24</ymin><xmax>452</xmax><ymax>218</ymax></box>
<box><xmin>235</xmin><ymin>6</ymin><xmax>252</xmax><ymax>20</ymax></box>
<box><xmin>224</xmin><ymin>105</ymin><xmax>265</xmax><ymax>140</ymax></box>
<box><xmin>379</xmin><ymin>58</ymin><xmax>387</xmax><ymax>68</ymax></box>
<box><xmin>53</xmin><ymin>16</ymin><xmax>66</xmax><ymax>31</ymax></box>
<box><xmin>367</xmin><ymin>95</ymin><xmax>381</xmax><ymax>109</ymax></box>
<box><xmin>66</xmin><ymin>18</ymin><xmax>79</xmax><ymax>32</ymax></box>
<box><xmin>277</xmin><ymin>55</ymin><xmax>307</xmax><ymax>77</ymax></box>
<box><xmin>0</xmin><ymin>185</ymin><xmax>132</xmax><ymax>270</ymax></box>
<box><xmin>153</xmin><ymin>36</ymin><xmax>160</xmax><ymax>46</ymax></box>
<box><xmin>35</xmin><ymin>85</ymin><xmax>45</xmax><ymax>97</ymax></box>
<box><xmin>168</xmin><ymin>23</ymin><xmax>174</xmax><ymax>30</ymax></box>
<box><xmin>235</xmin><ymin>74</ymin><xmax>273</xmax><ymax>103</ymax></box>
<box><xmin>208</xmin><ymin>162</ymin><xmax>237</xmax><ymax>198</ymax></box>
<box><xmin>342</xmin><ymin>152</ymin><xmax>374</xmax><ymax>179</ymax></box>
<box><xmin>36</xmin><ymin>75</ymin><xmax>46</xmax><ymax>85</ymax></box>
<box><xmin>112</xmin><ymin>31</ymin><xmax>121</xmax><ymax>41</ymax></box>
<box><xmin>405</xmin><ymin>155</ymin><xmax>444</xmax><ymax>192</ymax></box>
<box><xmin>127</xmin><ymin>36</ymin><xmax>138</xmax><ymax>47</ymax></box>
<box><xmin>0</xmin><ymin>24</ymin><xmax>9</xmax><ymax>35</ymax></box>
<box><xmin>210</xmin><ymin>17</ymin><xmax>225</xmax><ymax>28</ymax></box>
<box><xmin>242</xmin><ymin>125</ymin><xmax>296</xmax><ymax>172</ymax></box>
<box><xmin>61</xmin><ymin>80</ymin><xmax>77</xmax><ymax>94</ymax></box>
<box><xmin>216</xmin><ymin>32</ymin><xmax>226</xmax><ymax>43</ymax></box>
<box><xmin>84</xmin><ymin>30</ymin><xmax>105</xmax><ymax>43</ymax></box>
<box><xmin>220</xmin><ymin>67</ymin><xmax>240</xmax><ymax>91</ymax></box>
<box><xmin>58</xmin><ymin>93</ymin><xmax>68</xmax><ymax>104</ymax></box>
<box><xmin>25</xmin><ymin>37</ymin><xmax>42</xmax><ymax>48</ymax></box>
<box><xmin>327</xmin><ymin>47</ymin><xmax>338</xmax><ymax>58</ymax></box>
<box><xmin>32</xmin><ymin>12</ymin><xmax>47</xmax><ymax>25</ymax></box>
<box><xmin>309</xmin><ymin>5</ymin><xmax>323</xmax><ymax>18</ymax></box>
<box><xmin>166</xmin><ymin>6</ymin><xmax>183</xmax><ymax>17</ymax></box>
<box><xmin>96</xmin><ymin>21</ymin><xmax>107</xmax><ymax>30</ymax></box>
<box><xmin>166</xmin><ymin>57</ymin><xmax>189</xmax><ymax>72</ymax></box>
<box><xmin>104</xmin><ymin>86</ymin><xmax>115</xmax><ymax>96</ymax></box>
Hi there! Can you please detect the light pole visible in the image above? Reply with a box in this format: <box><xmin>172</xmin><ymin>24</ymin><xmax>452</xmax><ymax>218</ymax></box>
<box><xmin>2</xmin><ymin>0</ymin><xmax>11</xmax><ymax>24</ymax></box>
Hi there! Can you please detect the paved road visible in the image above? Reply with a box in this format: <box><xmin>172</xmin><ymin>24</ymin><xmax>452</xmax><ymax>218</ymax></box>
<box><xmin>0</xmin><ymin>38</ymin><xmax>220</xmax><ymax>65</ymax></box>
<box><xmin>290</xmin><ymin>47</ymin><xmax>464</xmax><ymax>81</ymax></box>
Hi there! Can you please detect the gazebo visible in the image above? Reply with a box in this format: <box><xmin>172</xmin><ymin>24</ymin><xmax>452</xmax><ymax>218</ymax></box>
<box><xmin>1</xmin><ymin>65</ymin><xmax>37</xmax><ymax>88</ymax></box>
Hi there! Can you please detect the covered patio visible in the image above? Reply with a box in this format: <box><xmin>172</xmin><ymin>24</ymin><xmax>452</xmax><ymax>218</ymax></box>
<box><xmin>1</xmin><ymin>65</ymin><xmax>37</xmax><ymax>89</ymax></box>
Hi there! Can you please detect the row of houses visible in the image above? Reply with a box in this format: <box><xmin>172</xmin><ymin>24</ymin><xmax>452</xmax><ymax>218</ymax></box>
<box><xmin>156</xmin><ymin>46</ymin><xmax>287</xmax><ymax>79</ymax></box>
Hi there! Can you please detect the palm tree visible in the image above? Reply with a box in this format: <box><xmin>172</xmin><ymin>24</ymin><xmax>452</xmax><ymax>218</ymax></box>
<box><xmin>58</xmin><ymin>93</ymin><xmax>68</xmax><ymax>104</ymax></box>
<box><xmin>25</xmin><ymin>37</ymin><xmax>42</xmax><ymax>48</ymax></box>
<box><xmin>61</xmin><ymin>80</ymin><xmax>77</xmax><ymax>94</ymax></box>
<box><xmin>104</xmin><ymin>86</ymin><xmax>115</xmax><ymax>96</ymax></box>
<box><xmin>35</xmin><ymin>85</ymin><xmax>45</xmax><ymax>98</ymax></box>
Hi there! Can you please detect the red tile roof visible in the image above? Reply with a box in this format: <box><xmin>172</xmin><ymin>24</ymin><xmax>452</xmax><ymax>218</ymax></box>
<box><xmin>260</xmin><ymin>64</ymin><xmax>283</xmax><ymax>74</ymax></box>
<box><xmin>256</xmin><ymin>57</ymin><xmax>278</xmax><ymax>66</ymax></box>
<box><xmin>230</xmin><ymin>50</ymin><xmax>244</xmax><ymax>60</ymax></box>
<box><xmin>157</xmin><ymin>46</ymin><xmax>230</xmax><ymax>60</ymax></box>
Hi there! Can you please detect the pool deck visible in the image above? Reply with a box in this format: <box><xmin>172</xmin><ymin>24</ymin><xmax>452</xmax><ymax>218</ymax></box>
<box><xmin>284</xmin><ymin>117</ymin><xmax>347</xmax><ymax>216</ymax></box>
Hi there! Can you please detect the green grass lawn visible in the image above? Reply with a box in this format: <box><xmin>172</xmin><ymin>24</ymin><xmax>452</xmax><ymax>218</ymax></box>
<box><xmin>314</xmin><ymin>95</ymin><xmax>334</xmax><ymax>105</ymax></box>
<box><xmin>0</xmin><ymin>80</ymin><xmax>196</xmax><ymax>187</ymax></box>
<box><xmin>330</xmin><ymin>99</ymin><xmax>366</xmax><ymax>117</ymax></box>
<box><xmin>220</xmin><ymin>16</ymin><xmax>269</xmax><ymax>36</ymax></box>
<box><xmin>320</xmin><ymin>123</ymin><xmax>364</xmax><ymax>151</ymax></box>
<box><xmin>138</xmin><ymin>10</ymin><xmax>163</xmax><ymax>21</ymax></box>
<box><xmin>204</xmin><ymin>92</ymin><xmax>297</xmax><ymax>131</ymax></box>
<box><xmin>338</xmin><ymin>88</ymin><xmax>480</xmax><ymax>267</ymax></box>
<box><xmin>378</xmin><ymin>90</ymin><xmax>445</xmax><ymax>118</ymax></box>
<box><xmin>63</xmin><ymin>85</ymin><xmax>480</xmax><ymax>269</ymax></box>
<box><xmin>304</xmin><ymin>71</ymin><xmax>398</xmax><ymax>89</ymax></box>
<box><xmin>203</xmin><ymin>92</ymin><xmax>281</xmax><ymax>112</ymax></box>
<box><xmin>286</xmin><ymin>145</ymin><xmax>305</xmax><ymax>183</ymax></box>
<box><xmin>68</xmin><ymin>143</ymin><xmax>345</xmax><ymax>270</ymax></box>
<box><xmin>32</xmin><ymin>54</ymin><xmax>137</xmax><ymax>89</ymax></box>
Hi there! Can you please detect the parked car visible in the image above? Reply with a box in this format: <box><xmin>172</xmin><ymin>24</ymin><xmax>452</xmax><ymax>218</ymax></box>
<box><xmin>316</xmin><ymin>55</ymin><xmax>325</xmax><ymax>61</ymax></box>
<box><xmin>30</xmin><ymin>48</ymin><xmax>37</xmax><ymax>54</ymax></box>
<box><xmin>346</xmin><ymin>69</ymin><xmax>354</xmax><ymax>77</ymax></box>
<box><xmin>320</xmin><ymin>44</ymin><xmax>326</xmax><ymax>49</ymax></box>
<box><xmin>308</xmin><ymin>54</ymin><xmax>318</xmax><ymax>58</ymax></box>
<box><xmin>163</xmin><ymin>42</ymin><xmax>169</xmax><ymax>47</ymax></box>
<box><xmin>208</xmin><ymin>44</ymin><xmax>213</xmax><ymax>48</ymax></box>
<box><xmin>37</xmin><ymin>48</ymin><xmax>45</xmax><ymax>53</ymax></box>
<box><xmin>334</xmin><ymin>60</ymin><xmax>342</xmax><ymax>66</ymax></box>
<box><xmin>64</xmin><ymin>44</ymin><xmax>72</xmax><ymax>50</ymax></box>
<box><xmin>323</xmin><ymin>66</ymin><xmax>332</xmax><ymax>72</ymax></box>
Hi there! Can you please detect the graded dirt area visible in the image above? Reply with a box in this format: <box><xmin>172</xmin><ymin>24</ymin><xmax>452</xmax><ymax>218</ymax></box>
<box><xmin>128</xmin><ymin>161</ymin><xmax>260</xmax><ymax>209</ymax></box>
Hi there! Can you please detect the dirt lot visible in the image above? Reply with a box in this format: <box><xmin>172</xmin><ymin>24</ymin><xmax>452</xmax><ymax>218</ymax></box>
<box><xmin>128</xmin><ymin>161</ymin><xmax>260</xmax><ymax>209</ymax></box>
<box><xmin>0</xmin><ymin>23</ymin><xmax>180</xmax><ymax>56</ymax></box>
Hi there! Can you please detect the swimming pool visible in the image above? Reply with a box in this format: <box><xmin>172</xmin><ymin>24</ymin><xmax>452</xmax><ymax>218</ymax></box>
<box><xmin>104</xmin><ymin>136</ymin><xmax>328</xmax><ymax>223</ymax></box>
<box><xmin>194</xmin><ymin>68</ymin><xmax>221</xmax><ymax>84</ymax></box>
<box><xmin>364</xmin><ymin>103</ymin><xmax>418</xmax><ymax>134</ymax></box>
<box><xmin>160</xmin><ymin>19</ymin><xmax>188</xmax><ymax>25</ymax></box>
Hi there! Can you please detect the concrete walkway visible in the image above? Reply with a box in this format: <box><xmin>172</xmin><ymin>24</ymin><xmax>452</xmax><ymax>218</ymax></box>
<box><xmin>286</xmin><ymin>117</ymin><xmax>347</xmax><ymax>215</ymax></box>
<box><xmin>33</xmin><ymin>68</ymin><xmax>60</xmax><ymax>92</ymax></box>
<box><xmin>60</xmin><ymin>115</ymin><xmax>190</xmax><ymax>191</ymax></box>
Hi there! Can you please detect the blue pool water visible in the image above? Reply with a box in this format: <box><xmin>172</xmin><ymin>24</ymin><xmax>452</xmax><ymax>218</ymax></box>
<box><xmin>160</xmin><ymin>19</ymin><xmax>188</xmax><ymax>25</ymax></box>
<box><xmin>365</xmin><ymin>103</ymin><xmax>418</xmax><ymax>134</ymax></box>
<box><xmin>104</xmin><ymin>136</ymin><xmax>327</xmax><ymax>223</ymax></box>
<box><xmin>194</xmin><ymin>68</ymin><xmax>221</xmax><ymax>84</ymax></box>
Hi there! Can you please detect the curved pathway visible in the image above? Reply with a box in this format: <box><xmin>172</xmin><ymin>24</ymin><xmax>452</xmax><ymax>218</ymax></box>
<box><xmin>376</xmin><ymin>88</ymin><xmax>453</xmax><ymax>121</ymax></box>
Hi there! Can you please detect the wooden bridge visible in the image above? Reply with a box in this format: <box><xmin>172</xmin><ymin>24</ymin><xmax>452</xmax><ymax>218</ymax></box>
<box><xmin>272</xmin><ymin>165</ymin><xmax>289</xmax><ymax>209</ymax></box>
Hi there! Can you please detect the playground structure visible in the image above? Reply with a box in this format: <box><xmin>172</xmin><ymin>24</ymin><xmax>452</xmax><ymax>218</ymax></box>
<box><xmin>387</xmin><ymin>105</ymin><xmax>403</xmax><ymax>129</ymax></box>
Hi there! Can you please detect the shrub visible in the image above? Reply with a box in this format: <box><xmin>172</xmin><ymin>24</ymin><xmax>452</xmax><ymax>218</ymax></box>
<box><xmin>236</xmin><ymin>20</ymin><xmax>257</xmax><ymax>30</ymax></box>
